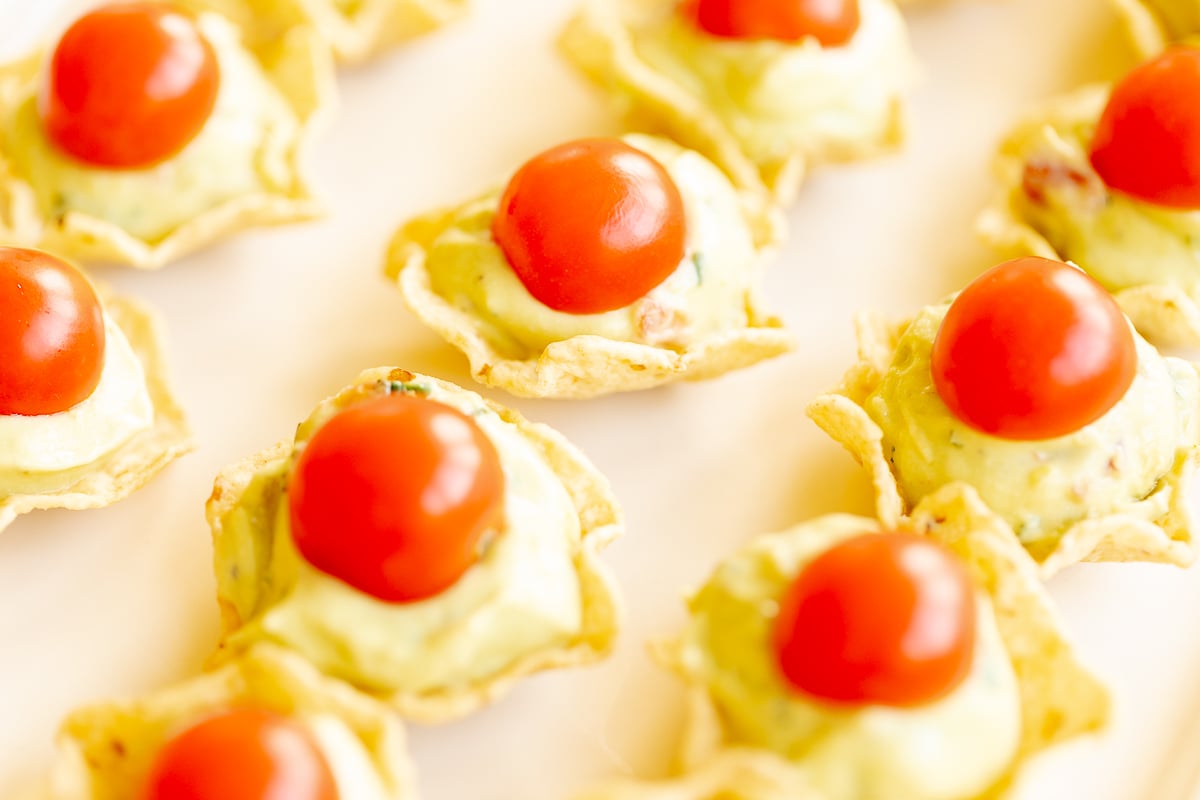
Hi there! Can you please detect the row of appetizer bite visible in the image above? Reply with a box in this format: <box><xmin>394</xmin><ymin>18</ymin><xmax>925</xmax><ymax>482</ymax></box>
<box><xmin>0</xmin><ymin>0</ymin><xmax>925</xmax><ymax>273</ymax></box>
<box><xmin>12</xmin><ymin>248</ymin><xmax>1181</xmax><ymax>799</ymax></box>
<box><xmin>7</xmin><ymin>0</ymin><xmax>1200</xmax><ymax>798</ymax></box>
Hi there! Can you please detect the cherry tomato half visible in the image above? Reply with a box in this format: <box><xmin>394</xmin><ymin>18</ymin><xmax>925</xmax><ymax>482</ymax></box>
<box><xmin>289</xmin><ymin>393</ymin><xmax>505</xmax><ymax>604</ymax></box>
<box><xmin>772</xmin><ymin>532</ymin><xmax>977</xmax><ymax>707</ymax></box>
<box><xmin>1089</xmin><ymin>46</ymin><xmax>1200</xmax><ymax>209</ymax></box>
<box><xmin>40</xmin><ymin>2</ymin><xmax>219</xmax><ymax>169</ymax></box>
<box><xmin>0</xmin><ymin>247</ymin><xmax>105</xmax><ymax>416</ymax></box>
<box><xmin>686</xmin><ymin>0</ymin><xmax>860</xmax><ymax>47</ymax></box>
<box><xmin>142</xmin><ymin>708</ymin><xmax>337</xmax><ymax>800</ymax></box>
<box><xmin>931</xmin><ymin>257</ymin><xmax>1136</xmax><ymax>441</ymax></box>
<box><xmin>492</xmin><ymin>138</ymin><xmax>687</xmax><ymax>315</ymax></box>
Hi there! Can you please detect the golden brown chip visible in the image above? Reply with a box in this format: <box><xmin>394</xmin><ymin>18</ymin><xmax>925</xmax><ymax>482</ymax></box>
<box><xmin>577</xmin><ymin>486</ymin><xmax>1109</xmax><ymax>800</ymax></box>
<box><xmin>45</xmin><ymin>645</ymin><xmax>415</xmax><ymax>799</ymax></box>
<box><xmin>0</xmin><ymin>291</ymin><xmax>193</xmax><ymax>535</ymax></box>
<box><xmin>908</xmin><ymin>485</ymin><xmax>1111</xmax><ymax>758</ymax></box>
<box><xmin>0</xmin><ymin>11</ymin><xmax>334</xmax><ymax>269</ymax></box>
<box><xmin>977</xmin><ymin>83</ymin><xmax>1200</xmax><ymax>347</ymax></box>
<box><xmin>384</xmin><ymin>193</ymin><xmax>793</xmax><ymax>400</ymax></box>
<box><xmin>807</xmin><ymin>311</ymin><xmax>1198</xmax><ymax>576</ymax></box>
<box><xmin>207</xmin><ymin>367</ymin><xmax>623</xmax><ymax>722</ymax></box>
<box><xmin>558</xmin><ymin>0</ymin><xmax>915</xmax><ymax>204</ymax></box>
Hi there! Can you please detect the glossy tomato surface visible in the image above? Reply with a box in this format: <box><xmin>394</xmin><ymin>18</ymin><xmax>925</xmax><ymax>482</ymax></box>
<box><xmin>772</xmin><ymin>532</ymin><xmax>977</xmax><ymax>707</ymax></box>
<box><xmin>686</xmin><ymin>0</ymin><xmax>860</xmax><ymax>46</ymax></box>
<box><xmin>931</xmin><ymin>257</ymin><xmax>1136</xmax><ymax>441</ymax></box>
<box><xmin>1090</xmin><ymin>46</ymin><xmax>1200</xmax><ymax>209</ymax></box>
<box><xmin>492</xmin><ymin>138</ymin><xmax>687</xmax><ymax>314</ymax></box>
<box><xmin>142</xmin><ymin>708</ymin><xmax>338</xmax><ymax>800</ymax></box>
<box><xmin>0</xmin><ymin>247</ymin><xmax>105</xmax><ymax>416</ymax></box>
<box><xmin>288</xmin><ymin>393</ymin><xmax>505</xmax><ymax>603</ymax></box>
<box><xmin>40</xmin><ymin>2</ymin><xmax>219</xmax><ymax>169</ymax></box>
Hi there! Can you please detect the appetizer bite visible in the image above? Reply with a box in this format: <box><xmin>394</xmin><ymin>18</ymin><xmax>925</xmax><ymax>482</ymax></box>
<box><xmin>385</xmin><ymin>134</ymin><xmax>793</xmax><ymax>398</ymax></box>
<box><xmin>980</xmin><ymin>45</ymin><xmax>1200</xmax><ymax>345</ymax></box>
<box><xmin>0</xmin><ymin>1</ymin><xmax>333</xmax><ymax>268</ymax></box>
<box><xmin>809</xmin><ymin>256</ymin><xmax>1200</xmax><ymax>575</ymax></box>
<box><xmin>0</xmin><ymin>247</ymin><xmax>190</xmax><ymax>534</ymax></box>
<box><xmin>1113</xmin><ymin>0</ymin><xmax>1200</xmax><ymax>56</ymax></box>
<box><xmin>189</xmin><ymin>0</ymin><xmax>470</xmax><ymax>64</ymax></box>
<box><xmin>47</xmin><ymin>646</ymin><xmax>414</xmax><ymax>799</ymax></box>
<box><xmin>208</xmin><ymin>368</ymin><xmax>622</xmax><ymax>721</ymax></box>
<box><xmin>558</xmin><ymin>0</ymin><xmax>918</xmax><ymax>201</ymax></box>
<box><xmin>576</xmin><ymin>486</ymin><xmax>1108</xmax><ymax>800</ymax></box>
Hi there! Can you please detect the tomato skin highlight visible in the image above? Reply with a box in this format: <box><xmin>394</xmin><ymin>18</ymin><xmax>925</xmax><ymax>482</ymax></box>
<box><xmin>288</xmin><ymin>393</ymin><xmax>505</xmax><ymax>604</ymax></box>
<box><xmin>772</xmin><ymin>532</ymin><xmax>977</xmax><ymax>707</ymax></box>
<box><xmin>686</xmin><ymin>0</ymin><xmax>861</xmax><ymax>47</ymax></box>
<box><xmin>492</xmin><ymin>138</ymin><xmax>688</xmax><ymax>315</ymax></box>
<box><xmin>930</xmin><ymin>257</ymin><xmax>1137</xmax><ymax>441</ymax></box>
<box><xmin>40</xmin><ymin>2</ymin><xmax>219</xmax><ymax>169</ymax></box>
<box><xmin>142</xmin><ymin>708</ymin><xmax>338</xmax><ymax>800</ymax></box>
<box><xmin>0</xmin><ymin>247</ymin><xmax>105</xmax><ymax>416</ymax></box>
<box><xmin>1089</xmin><ymin>46</ymin><xmax>1200</xmax><ymax>209</ymax></box>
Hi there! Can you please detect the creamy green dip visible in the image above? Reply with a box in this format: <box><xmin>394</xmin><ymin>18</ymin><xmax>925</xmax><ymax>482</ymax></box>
<box><xmin>1006</xmin><ymin>86</ymin><xmax>1200</xmax><ymax>303</ymax></box>
<box><xmin>864</xmin><ymin>300</ymin><xmax>1199</xmax><ymax>549</ymax></box>
<box><xmin>1</xmin><ymin>14</ymin><xmax>298</xmax><ymax>243</ymax></box>
<box><xmin>625</xmin><ymin>0</ymin><xmax>912</xmax><ymax>165</ymax></box>
<box><xmin>678</xmin><ymin>515</ymin><xmax>1020</xmax><ymax>800</ymax></box>
<box><xmin>215</xmin><ymin>378</ymin><xmax>585</xmax><ymax>694</ymax></box>
<box><xmin>0</xmin><ymin>315</ymin><xmax>152</xmax><ymax>496</ymax></box>
<box><xmin>422</xmin><ymin>134</ymin><xmax>757</xmax><ymax>358</ymax></box>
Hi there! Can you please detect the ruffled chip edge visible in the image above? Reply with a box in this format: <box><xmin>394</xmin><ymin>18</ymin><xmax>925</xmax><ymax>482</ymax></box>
<box><xmin>557</xmin><ymin>0</ymin><xmax>914</xmax><ymax>206</ymax></box>
<box><xmin>0</xmin><ymin>12</ymin><xmax>335</xmax><ymax>269</ymax></box>
<box><xmin>976</xmin><ymin>83</ymin><xmax>1200</xmax><ymax>348</ymax></box>
<box><xmin>383</xmin><ymin>198</ymin><xmax>794</xmax><ymax>400</ymax></box>
<box><xmin>205</xmin><ymin>366</ymin><xmax>625</xmax><ymax>722</ymax></box>
<box><xmin>45</xmin><ymin>644</ymin><xmax>416</xmax><ymax>799</ymax></box>
<box><xmin>806</xmin><ymin>310</ymin><xmax>1198</xmax><ymax>576</ymax></box>
<box><xmin>0</xmin><ymin>290</ymin><xmax>194</xmax><ymax>534</ymax></box>
<box><xmin>575</xmin><ymin>485</ymin><xmax>1110</xmax><ymax>800</ymax></box>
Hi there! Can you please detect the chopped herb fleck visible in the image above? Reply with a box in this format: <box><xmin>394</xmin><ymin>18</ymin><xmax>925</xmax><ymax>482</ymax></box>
<box><xmin>691</xmin><ymin>252</ymin><xmax>705</xmax><ymax>284</ymax></box>
<box><xmin>385</xmin><ymin>380</ymin><xmax>432</xmax><ymax>396</ymax></box>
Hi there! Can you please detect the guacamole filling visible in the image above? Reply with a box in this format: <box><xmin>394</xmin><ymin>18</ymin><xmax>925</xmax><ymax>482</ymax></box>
<box><xmin>678</xmin><ymin>515</ymin><xmax>1021</xmax><ymax>800</ymax></box>
<box><xmin>215</xmin><ymin>378</ymin><xmax>586</xmax><ymax>695</ymax></box>
<box><xmin>421</xmin><ymin>134</ymin><xmax>757</xmax><ymax>358</ymax></box>
<box><xmin>864</xmin><ymin>300</ymin><xmax>1198</xmax><ymax>548</ymax></box>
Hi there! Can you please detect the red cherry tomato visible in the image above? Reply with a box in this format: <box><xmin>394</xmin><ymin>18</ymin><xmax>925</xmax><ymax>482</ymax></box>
<box><xmin>772</xmin><ymin>532</ymin><xmax>977</xmax><ymax>707</ymax></box>
<box><xmin>0</xmin><ymin>247</ymin><xmax>105</xmax><ymax>416</ymax></box>
<box><xmin>142</xmin><ymin>708</ymin><xmax>337</xmax><ymax>800</ymax></box>
<box><xmin>492</xmin><ymin>138</ymin><xmax>687</xmax><ymax>315</ymax></box>
<box><xmin>931</xmin><ymin>257</ymin><xmax>1136</xmax><ymax>441</ymax></box>
<box><xmin>289</xmin><ymin>393</ymin><xmax>505</xmax><ymax>603</ymax></box>
<box><xmin>40</xmin><ymin>2</ymin><xmax>219</xmax><ymax>169</ymax></box>
<box><xmin>1089</xmin><ymin>46</ymin><xmax>1200</xmax><ymax>209</ymax></box>
<box><xmin>686</xmin><ymin>0</ymin><xmax>860</xmax><ymax>47</ymax></box>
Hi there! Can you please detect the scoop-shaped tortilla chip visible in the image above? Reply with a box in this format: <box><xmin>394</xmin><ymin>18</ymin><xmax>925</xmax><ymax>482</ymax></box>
<box><xmin>385</xmin><ymin>209</ymin><xmax>793</xmax><ymax>399</ymax></box>
<box><xmin>207</xmin><ymin>367</ymin><xmax>623</xmax><ymax>721</ymax></box>
<box><xmin>0</xmin><ymin>290</ymin><xmax>193</xmax><ymax>534</ymax></box>
<box><xmin>45</xmin><ymin>645</ymin><xmax>415</xmax><ymax>800</ymax></box>
<box><xmin>807</xmin><ymin>311</ymin><xmax>1198</xmax><ymax>577</ymax></box>
<box><xmin>575</xmin><ymin>485</ymin><xmax>1109</xmax><ymax>800</ymax></box>
<box><xmin>0</xmin><ymin>11</ymin><xmax>334</xmax><ymax>268</ymax></box>
<box><xmin>558</xmin><ymin>0</ymin><xmax>916</xmax><ymax>204</ymax></box>
<box><xmin>977</xmin><ymin>83</ymin><xmax>1200</xmax><ymax>348</ymax></box>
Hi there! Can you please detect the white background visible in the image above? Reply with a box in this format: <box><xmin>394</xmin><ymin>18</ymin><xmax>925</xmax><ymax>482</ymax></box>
<box><xmin>0</xmin><ymin>1</ymin><xmax>1198</xmax><ymax>798</ymax></box>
